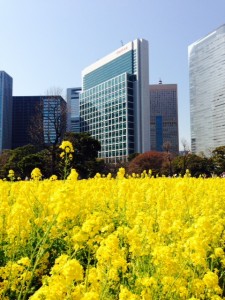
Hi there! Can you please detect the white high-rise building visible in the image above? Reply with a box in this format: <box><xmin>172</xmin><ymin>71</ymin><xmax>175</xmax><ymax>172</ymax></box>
<box><xmin>80</xmin><ymin>39</ymin><xmax>150</xmax><ymax>162</ymax></box>
<box><xmin>189</xmin><ymin>24</ymin><xmax>225</xmax><ymax>154</ymax></box>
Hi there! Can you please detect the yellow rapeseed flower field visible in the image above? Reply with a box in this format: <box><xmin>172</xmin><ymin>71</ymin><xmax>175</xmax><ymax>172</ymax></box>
<box><xmin>0</xmin><ymin>168</ymin><xmax>224</xmax><ymax>299</ymax></box>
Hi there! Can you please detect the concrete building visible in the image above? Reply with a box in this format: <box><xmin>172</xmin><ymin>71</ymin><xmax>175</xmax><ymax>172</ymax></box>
<box><xmin>80</xmin><ymin>39</ymin><xmax>150</xmax><ymax>162</ymax></box>
<box><xmin>0</xmin><ymin>71</ymin><xmax>13</xmax><ymax>152</ymax></box>
<box><xmin>67</xmin><ymin>87</ymin><xmax>81</xmax><ymax>132</ymax></box>
<box><xmin>189</xmin><ymin>24</ymin><xmax>225</xmax><ymax>154</ymax></box>
<box><xmin>150</xmin><ymin>81</ymin><xmax>179</xmax><ymax>153</ymax></box>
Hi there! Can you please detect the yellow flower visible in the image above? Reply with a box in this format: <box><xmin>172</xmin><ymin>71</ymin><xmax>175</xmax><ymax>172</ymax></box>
<box><xmin>119</xmin><ymin>286</ymin><xmax>139</xmax><ymax>300</ymax></box>
<box><xmin>50</xmin><ymin>175</ymin><xmax>58</xmax><ymax>181</ymax></box>
<box><xmin>59</xmin><ymin>140</ymin><xmax>74</xmax><ymax>153</ymax></box>
<box><xmin>0</xmin><ymin>174</ymin><xmax>225</xmax><ymax>298</ymax></box>
<box><xmin>203</xmin><ymin>271</ymin><xmax>220</xmax><ymax>289</ymax></box>
<box><xmin>67</xmin><ymin>168</ymin><xmax>79</xmax><ymax>180</ymax></box>
<box><xmin>8</xmin><ymin>169</ymin><xmax>15</xmax><ymax>180</ymax></box>
<box><xmin>117</xmin><ymin>167</ymin><xmax>126</xmax><ymax>179</ymax></box>
<box><xmin>31</xmin><ymin>168</ymin><xmax>42</xmax><ymax>180</ymax></box>
<box><xmin>17</xmin><ymin>257</ymin><xmax>30</xmax><ymax>267</ymax></box>
<box><xmin>81</xmin><ymin>291</ymin><xmax>99</xmax><ymax>300</ymax></box>
<box><xmin>214</xmin><ymin>247</ymin><xmax>224</xmax><ymax>258</ymax></box>
<box><xmin>60</xmin><ymin>152</ymin><xmax>65</xmax><ymax>158</ymax></box>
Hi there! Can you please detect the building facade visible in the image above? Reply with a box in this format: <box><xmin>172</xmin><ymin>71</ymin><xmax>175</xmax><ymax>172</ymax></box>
<box><xmin>150</xmin><ymin>82</ymin><xmax>179</xmax><ymax>153</ymax></box>
<box><xmin>80</xmin><ymin>39</ymin><xmax>150</xmax><ymax>162</ymax></box>
<box><xmin>0</xmin><ymin>71</ymin><xmax>13</xmax><ymax>152</ymax></box>
<box><xmin>67</xmin><ymin>87</ymin><xmax>81</xmax><ymax>132</ymax></box>
<box><xmin>189</xmin><ymin>24</ymin><xmax>225</xmax><ymax>154</ymax></box>
<box><xmin>12</xmin><ymin>96</ymin><xmax>43</xmax><ymax>149</ymax></box>
<box><xmin>42</xmin><ymin>96</ymin><xmax>67</xmax><ymax>145</ymax></box>
<box><xmin>12</xmin><ymin>95</ymin><xmax>67</xmax><ymax>148</ymax></box>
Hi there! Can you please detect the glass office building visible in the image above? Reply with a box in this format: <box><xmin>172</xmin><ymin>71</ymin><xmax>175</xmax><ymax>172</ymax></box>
<box><xmin>67</xmin><ymin>87</ymin><xmax>81</xmax><ymax>132</ymax></box>
<box><xmin>150</xmin><ymin>82</ymin><xmax>179</xmax><ymax>153</ymax></box>
<box><xmin>0</xmin><ymin>71</ymin><xmax>13</xmax><ymax>152</ymax></box>
<box><xmin>80</xmin><ymin>39</ymin><xmax>150</xmax><ymax>162</ymax></box>
<box><xmin>43</xmin><ymin>96</ymin><xmax>67</xmax><ymax>145</ymax></box>
<box><xmin>12</xmin><ymin>95</ymin><xmax>66</xmax><ymax>148</ymax></box>
<box><xmin>12</xmin><ymin>96</ymin><xmax>43</xmax><ymax>148</ymax></box>
<box><xmin>189</xmin><ymin>24</ymin><xmax>225</xmax><ymax>154</ymax></box>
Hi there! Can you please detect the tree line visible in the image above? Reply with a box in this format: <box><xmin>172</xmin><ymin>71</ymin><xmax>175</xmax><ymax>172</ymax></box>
<box><xmin>127</xmin><ymin>145</ymin><xmax>225</xmax><ymax>177</ymax></box>
<box><xmin>0</xmin><ymin>132</ymin><xmax>106</xmax><ymax>180</ymax></box>
<box><xmin>1</xmin><ymin>133</ymin><xmax>225</xmax><ymax>179</ymax></box>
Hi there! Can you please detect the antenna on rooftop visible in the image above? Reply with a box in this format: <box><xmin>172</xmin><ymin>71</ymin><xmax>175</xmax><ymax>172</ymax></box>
<box><xmin>159</xmin><ymin>78</ymin><xmax>162</xmax><ymax>84</ymax></box>
<box><xmin>121</xmin><ymin>40</ymin><xmax>124</xmax><ymax>46</ymax></box>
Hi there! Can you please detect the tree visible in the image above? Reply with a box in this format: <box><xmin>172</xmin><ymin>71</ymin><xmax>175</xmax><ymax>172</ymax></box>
<box><xmin>211</xmin><ymin>146</ymin><xmax>225</xmax><ymax>175</ymax></box>
<box><xmin>105</xmin><ymin>160</ymin><xmax>128</xmax><ymax>178</ymax></box>
<box><xmin>0</xmin><ymin>150</ymin><xmax>11</xmax><ymax>178</ymax></box>
<box><xmin>178</xmin><ymin>138</ymin><xmax>190</xmax><ymax>175</ymax></box>
<box><xmin>172</xmin><ymin>153</ymin><xmax>213</xmax><ymax>177</ymax></box>
<box><xmin>17</xmin><ymin>150</ymin><xmax>52</xmax><ymax>178</ymax></box>
<box><xmin>127</xmin><ymin>152</ymin><xmax>140</xmax><ymax>162</ymax></box>
<box><xmin>1</xmin><ymin>144</ymin><xmax>41</xmax><ymax>179</ymax></box>
<box><xmin>127</xmin><ymin>151</ymin><xmax>167</xmax><ymax>176</ymax></box>
<box><xmin>63</xmin><ymin>132</ymin><xmax>101</xmax><ymax>178</ymax></box>
<box><xmin>163</xmin><ymin>141</ymin><xmax>173</xmax><ymax>176</ymax></box>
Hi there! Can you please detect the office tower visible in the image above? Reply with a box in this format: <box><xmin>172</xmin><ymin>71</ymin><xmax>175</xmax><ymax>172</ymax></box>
<box><xmin>67</xmin><ymin>87</ymin><xmax>81</xmax><ymax>132</ymax></box>
<box><xmin>43</xmin><ymin>96</ymin><xmax>67</xmax><ymax>145</ymax></box>
<box><xmin>12</xmin><ymin>96</ymin><xmax>43</xmax><ymax>149</ymax></box>
<box><xmin>189</xmin><ymin>24</ymin><xmax>225</xmax><ymax>154</ymax></box>
<box><xmin>12</xmin><ymin>95</ymin><xmax>67</xmax><ymax>148</ymax></box>
<box><xmin>0</xmin><ymin>71</ymin><xmax>13</xmax><ymax>152</ymax></box>
<box><xmin>150</xmin><ymin>81</ymin><xmax>179</xmax><ymax>153</ymax></box>
<box><xmin>80</xmin><ymin>39</ymin><xmax>150</xmax><ymax>162</ymax></box>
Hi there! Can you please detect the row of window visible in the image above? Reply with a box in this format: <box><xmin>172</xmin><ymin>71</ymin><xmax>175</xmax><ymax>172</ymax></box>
<box><xmin>80</xmin><ymin>103</ymin><xmax>128</xmax><ymax>113</ymax></box>
<box><xmin>80</xmin><ymin>101</ymin><xmax>131</xmax><ymax>113</ymax></box>
<box><xmin>83</xmin><ymin>53</ymin><xmax>135</xmax><ymax>90</ymax></box>
<box><xmin>101</xmin><ymin>150</ymin><xmax>128</xmax><ymax>158</ymax></box>
<box><xmin>81</xmin><ymin>85</ymin><xmax>134</xmax><ymax>99</ymax></box>
<box><xmin>89</xmin><ymin>126</ymin><xmax>129</xmax><ymax>134</ymax></box>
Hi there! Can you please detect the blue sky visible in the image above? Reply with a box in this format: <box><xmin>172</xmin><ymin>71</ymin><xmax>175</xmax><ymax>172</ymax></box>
<box><xmin>0</xmin><ymin>0</ymin><xmax>225</xmax><ymax>148</ymax></box>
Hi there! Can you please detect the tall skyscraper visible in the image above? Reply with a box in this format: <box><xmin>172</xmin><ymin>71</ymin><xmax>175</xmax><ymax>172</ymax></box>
<box><xmin>67</xmin><ymin>87</ymin><xmax>81</xmax><ymax>132</ymax></box>
<box><xmin>0</xmin><ymin>71</ymin><xmax>13</xmax><ymax>152</ymax></box>
<box><xmin>189</xmin><ymin>24</ymin><xmax>225</xmax><ymax>154</ymax></box>
<box><xmin>80</xmin><ymin>39</ymin><xmax>150</xmax><ymax>162</ymax></box>
<box><xmin>150</xmin><ymin>82</ymin><xmax>179</xmax><ymax>153</ymax></box>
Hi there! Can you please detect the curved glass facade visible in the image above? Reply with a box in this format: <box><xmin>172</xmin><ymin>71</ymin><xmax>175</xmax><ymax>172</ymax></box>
<box><xmin>189</xmin><ymin>24</ymin><xmax>225</xmax><ymax>154</ymax></box>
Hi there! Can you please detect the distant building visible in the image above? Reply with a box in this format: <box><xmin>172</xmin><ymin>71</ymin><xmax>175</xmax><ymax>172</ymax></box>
<box><xmin>189</xmin><ymin>24</ymin><xmax>225</xmax><ymax>154</ymax></box>
<box><xmin>12</xmin><ymin>95</ymin><xmax>67</xmax><ymax>148</ymax></box>
<box><xmin>80</xmin><ymin>39</ymin><xmax>150</xmax><ymax>162</ymax></box>
<box><xmin>0</xmin><ymin>71</ymin><xmax>13</xmax><ymax>152</ymax></box>
<box><xmin>67</xmin><ymin>87</ymin><xmax>81</xmax><ymax>132</ymax></box>
<box><xmin>12</xmin><ymin>96</ymin><xmax>42</xmax><ymax>149</ymax></box>
<box><xmin>150</xmin><ymin>82</ymin><xmax>179</xmax><ymax>153</ymax></box>
<box><xmin>43</xmin><ymin>96</ymin><xmax>67</xmax><ymax>145</ymax></box>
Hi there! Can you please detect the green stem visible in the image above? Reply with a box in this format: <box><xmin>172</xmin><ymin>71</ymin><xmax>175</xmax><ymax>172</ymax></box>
<box><xmin>18</xmin><ymin>214</ymin><xmax>58</xmax><ymax>300</ymax></box>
